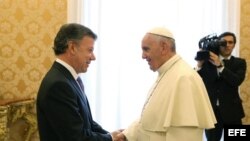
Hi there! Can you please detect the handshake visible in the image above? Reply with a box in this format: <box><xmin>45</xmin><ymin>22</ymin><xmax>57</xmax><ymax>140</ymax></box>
<box><xmin>111</xmin><ymin>129</ymin><xmax>126</xmax><ymax>141</ymax></box>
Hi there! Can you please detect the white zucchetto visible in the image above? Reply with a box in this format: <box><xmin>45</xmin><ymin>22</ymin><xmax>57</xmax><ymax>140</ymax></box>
<box><xmin>147</xmin><ymin>27</ymin><xmax>174</xmax><ymax>39</ymax></box>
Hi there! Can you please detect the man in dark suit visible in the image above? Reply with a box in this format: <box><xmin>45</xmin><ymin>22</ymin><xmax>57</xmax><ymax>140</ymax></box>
<box><xmin>37</xmin><ymin>23</ymin><xmax>122</xmax><ymax>141</ymax></box>
<box><xmin>196</xmin><ymin>32</ymin><xmax>247</xmax><ymax>141</ymax></box>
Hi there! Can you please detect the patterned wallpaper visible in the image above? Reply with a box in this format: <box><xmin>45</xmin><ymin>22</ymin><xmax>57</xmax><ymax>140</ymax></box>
<box><xmin>0</xmin><ymin>0</ymin><xmax>67</xmax><ymax>103</ymax></box>
<box><xmin>240</xmin><ymin>0</ymin><xmax>250</xmax><ymax>124</ymax></box>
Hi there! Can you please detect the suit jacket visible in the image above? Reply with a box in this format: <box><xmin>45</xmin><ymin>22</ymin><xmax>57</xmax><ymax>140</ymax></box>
<box><xmin>37</xmin><ymin>62</ymin><xmax>112</xmax><ymax>141</ymax></box>
<box><xmin>198</xmin><ymin>56</ymin><xmax>246</xmax><ymax>123</ymax></box>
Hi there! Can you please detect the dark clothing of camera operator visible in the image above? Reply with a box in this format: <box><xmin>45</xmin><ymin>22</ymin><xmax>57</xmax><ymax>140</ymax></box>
<box><xmin>196</xmin><ymin>32</ymin><xmax>247</xmax><ymax>141</ymax></box>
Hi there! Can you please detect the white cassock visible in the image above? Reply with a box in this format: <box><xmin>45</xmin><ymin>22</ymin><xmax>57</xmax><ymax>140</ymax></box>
<box><xmin>123</xmin><ymin>54</ymin><xmax>216</xmax><ymax>141</ymax></box>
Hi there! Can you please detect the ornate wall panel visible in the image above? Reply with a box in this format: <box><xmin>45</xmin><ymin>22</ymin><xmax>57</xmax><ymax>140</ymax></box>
<box><xmin>0</xmin><ymin>0</ymin><xmax>67</xmax><ymax>140</ymax></box>
<box><xmin>240</xmin><ymin>0</ymin><xmax>250</xmax><ymax>124</ymax></box>
<box><xmin>0</xmin><ymin>0</ymin><xmax>67</xmax><ymax>102</ymax></box>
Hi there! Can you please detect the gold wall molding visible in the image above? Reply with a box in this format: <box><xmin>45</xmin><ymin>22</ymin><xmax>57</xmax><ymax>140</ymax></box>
<box><xmin>240</xmin><ymin>0</ymin><xmax>250</xmax><ymax>124</ymax></box>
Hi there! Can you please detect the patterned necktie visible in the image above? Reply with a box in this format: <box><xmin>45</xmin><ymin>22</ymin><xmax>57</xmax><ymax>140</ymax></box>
<box><xmin>76</xmin><ymin>77</ymin><xmax>89</xmax><ymax>102</ymax></box>
<box><xmin>76</xmin><ymin>77</ymin><xmax>90</xmax><ymax>110</ymax></box>
<box><xmin>77</xmin><ymin>77</ymin><xmax>85</xmax><ymax>93</ymax></box>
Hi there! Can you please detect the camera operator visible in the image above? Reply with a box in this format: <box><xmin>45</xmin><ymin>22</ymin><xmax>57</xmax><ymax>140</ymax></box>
<box><xmin>196</xmin><ymin>32</ymin><xmax>247</xmax><ymax>141</ymax></box>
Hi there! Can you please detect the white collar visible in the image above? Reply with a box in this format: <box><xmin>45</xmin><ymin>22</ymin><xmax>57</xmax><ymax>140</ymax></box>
<box><xmin>56</xmin><ymin>58</ymin><xmax>79</xmax><ymax>80</ymax></box>
<box><xmin>219</xmin><ymin>55</ymin><xmax>231</xmax><ymax>60</ymax></box>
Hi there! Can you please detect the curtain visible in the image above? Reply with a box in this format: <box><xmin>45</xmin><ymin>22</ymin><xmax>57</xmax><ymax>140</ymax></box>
<box><xmin>67</xmin><ymin>0</ymin><xmax>240</xmax><ymax>132</ymax></box>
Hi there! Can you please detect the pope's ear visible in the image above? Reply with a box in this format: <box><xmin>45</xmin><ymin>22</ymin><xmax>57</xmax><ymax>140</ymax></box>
<box><xmin>160</xmin><ymin>40</ymin><xmax>169</xmax><ymax>54</ymax></box>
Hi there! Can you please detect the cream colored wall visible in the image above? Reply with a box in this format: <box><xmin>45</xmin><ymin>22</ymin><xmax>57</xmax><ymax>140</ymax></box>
<box><xmin>240</xmin><ymin>0</ymin><xmax>250</xmax><ymax>124</ymax></box>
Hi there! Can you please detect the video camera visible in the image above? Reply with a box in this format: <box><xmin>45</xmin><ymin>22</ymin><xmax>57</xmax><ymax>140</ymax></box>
<box><xmin>195</xmin><ymin>34</ymin><xmax>227</xmax><ymax>61</ymax></box>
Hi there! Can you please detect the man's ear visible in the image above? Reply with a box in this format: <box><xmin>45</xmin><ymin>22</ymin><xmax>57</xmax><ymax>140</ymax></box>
<box><xmin>68</xmin><ymin>41</ymin><xmax>77</xmax><ymax>55</ymax></box>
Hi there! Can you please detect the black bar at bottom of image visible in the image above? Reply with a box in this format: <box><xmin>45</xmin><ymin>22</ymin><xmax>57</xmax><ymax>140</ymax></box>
<box><xmin>224</xmin><ymin>125</ymin><xmax>250</xmax><ymax>141</ymax></box>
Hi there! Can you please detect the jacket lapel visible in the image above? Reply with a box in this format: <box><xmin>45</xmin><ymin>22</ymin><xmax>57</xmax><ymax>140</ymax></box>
<box><xmin>53</xmin><ymin>62</ymin><xmax>88</xmax><ymax>105</ymax></box>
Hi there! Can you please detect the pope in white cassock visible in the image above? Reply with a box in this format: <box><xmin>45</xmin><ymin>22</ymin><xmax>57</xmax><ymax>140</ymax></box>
<box><xmin>120</xmin><ymin>27</ymin><xmax>217</xmax><ymax>141</ymax></box>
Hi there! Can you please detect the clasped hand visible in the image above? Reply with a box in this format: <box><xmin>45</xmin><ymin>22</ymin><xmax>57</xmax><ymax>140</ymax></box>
<box><xmin>111</xmin><ymin>129</ymin><xmax>126</xmax><ymax>141</ymax></box>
